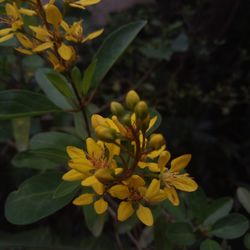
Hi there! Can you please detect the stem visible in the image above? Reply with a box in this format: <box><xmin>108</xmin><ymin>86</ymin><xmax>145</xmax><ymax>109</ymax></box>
<box><xmin>68</xmin><ymin>76</ymin><xmax>91</xmax><ymax>137</ymax></box>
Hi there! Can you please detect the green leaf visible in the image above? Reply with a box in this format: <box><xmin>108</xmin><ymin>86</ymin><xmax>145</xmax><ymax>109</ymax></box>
<box><xmin>12</xmin><ymin>117</ymin><xmax>31</xmax><ymax>151</ymax></box>
<box><xmin>30</xmin><ymin>131</ymin><xmax>83</xmax><ymax>150</ymax></box>
<box><xmin>73</xmin><ymin>112</ymin><xmax>88</xmax><ymax>140</ymax></box>
<box><xmin>82</xmin><ymin>58</ymin><xmax>97</xmax><ymax>95</ymax></box>
<box><xmin>163</xmin><ymin>200</ymin><xmax>186</xmax><ymax>221</ymax></box>
<box><xmin>154</xmin><ymin>216</ymin><xmax>174</xmax><ymax>250</ymax></box>
<box><xmin>83</xmin><ymin>205</ymin><xmax>107</xmax><ymax>237</ymax></box>
<box><xmin>71</xmin><ymin>66</ymin><xmax>82</xmax><ymax>93</ymax></box>
<box><xmin>35</xmin><ymin>68</ymin><xmax>73</xmax><ymax>109</ymax></box>
<box><xmin>237</xmin><ymin>187</ymin><xmax>250</xmax><ymax>214</ymax></box>
<box><xmin>53</xmin><ymin>181</ymin><xmax>81</xmax><ymax>199</ymax></box>
<box><xmin>0</xmin><ymin>90</ymin><xmax>61</xmax><ymax>120</ymax></box>
<box><xmin>244</xmin><ymin>233</ymin><xmax>250</xmax><ymax>249</ymax></box>
<box><xmin>92</xmin><ymin>20</ymin><xmax>147</xmax><ymax>87</ymax></box>
<box><xmin>46</xmin><ymin>72</ymin><xmax>74</xmax><ymax>98</ymax></box>
<box><xmin>203</xmin><ymin>197</ymin><xmax>233</xmax><ymax>226</ymax></box>
<box><xmin>211</xmin><ymin>213</ymin><xmax>249</xmax><ymax>239</ymax></box>
<box><xmin>184</xmin><ymin>188</ymin><xmax>207</xmax><ymax>222</ymax></box>
<box><xmin>200</xmin><ymin>239</ymin><xmax>222</xmax><ymax>250</ymax></box>
<box><xmin>167</xmin><ymin>222</ymin><xmax>196</xmax><ymax>246</ymax></box>
<box><xmin>12</xmin><ymin>148</ymin><xmax>67</xmax><ymax>169</ymax></box>
<box><xmin>13</xmin><ymin>132</ymin><xmax>83</xmax><ymax>170</ymax></box>
<box><xmin>5</xmin><ymin>172</ymin><xmax>76</xmax><ymax>225</ymax></box>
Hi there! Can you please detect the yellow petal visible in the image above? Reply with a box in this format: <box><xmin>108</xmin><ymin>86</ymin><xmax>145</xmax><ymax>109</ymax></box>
<box><xmin>170</xmin><ymin>154</ymin><xmax>191</xmax><ymax>172</ymax></box>
<box><xmin>0</xmin><ymin>28</ymin><xmax>12</xmax><ymax>36</ymax></box>
<box><xmin>62</xmin><ymin>169</ymin><xmax>86</xmax><ymax>181</ymax></box>
<box><xmin>82</xmin><ymin>176</ymin><xmax>104</xmax><ymax>195</ymax></box>
<box><xmin>164</xmin><ymin>187</ymin><xmax>179</xmax><ymax>206</ymax></box>
<box><xmin>123</xmin><ymin>175</ymin><xmax>145</xmax><ymax>189</ymax></box>
<box><xmin>58</xmin><ymin>43</ymin><xmax>73</xmax><ymax>61</ymax></box>
<box><xmin>33</xmin><ymin>41</ymin><xmax>53</xmax><ymax>52</ymax></box>
<box><xmin>15</xmin><ymin>48</ymin><xmax>33</xmax><ymax>55</ymax></box>
<box><xmin>68</xmin><ymin>159</ymin><xmax>94</xmax><ymax>172</ymax></box>
<box><xmin>171</xmin><ymin>174</ymin><xmax>198</xmax><ymax>192</ymax></box>
<box><xmin>83</xmin><ymin>29</ymin><xmax>104</xmax><ymax>42</ymax></box>
<box><xmin>158</xmin><ymin>151</ymin><xmax>171</xmax><ymax>170</ymax></box>
<box><xmin>136</xmin><ymin>204</ymin><xmax>153</xmax><ymax>226</ymax></box>
<box><xmin>86</xmin><ymin>137</ymin><xmax>103</xmax><ymax>159</ymax></box>
<box><xmin>16</xmin><ymin>33</ymin><xmax>33</xmax><ymax>48</ymax></box>
<box><xmin>66</xmin><ymin>146</ymin><xmax>86</xmax><ymax>159</ymax></box>
<box><xmin>0</xmin><ymin>33</ymin><xmax>14</xmax><ymax>43</ymax></box>
<box><xmin>45</xmin><ymin>5</ymin><xmax>62</xmax><ymax>26</ymax></box>
<box><xmin>144</xmin><ymin>179</ymin><xmax>160</xmax><ymax>201</ymax></box>
<box><xmin>147</xmin><ymin>145</ymin><xmax>166</xmax><ymax>159</ymax></box>
<box><xmin>117</xmin><ymin>201</ymin><xmax>134</xmax><ymax>221</ymax></box>
<box><xmin>109</xmin><ymin>185</ymin><xmax>130</xmax><ymax>199</ymax></box>
<box><xmin>73</xmin><ymin>193</ymin><xmax>94</xmax><ymax>205</ymax></box>
<box><xmin>147</xmin><ymin>116</ymin><xmax>157</xmax><ymax>132</ymax></box>
<box><xmin>94</xmin><ymin>198</ymin><xmax>108</xmax><ymax>214</ymax></box>
<box><xmin>138</xmin><ymin>161</ymin><xmax>159</xmax><ymax>172</ymax></box>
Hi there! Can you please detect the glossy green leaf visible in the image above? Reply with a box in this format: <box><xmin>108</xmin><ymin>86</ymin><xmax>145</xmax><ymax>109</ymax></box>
<box><xmin>53</xmin><ymin>181</ymin><xmax>81</xmax><ymax>199</ymax></box>
<box><xmin>71</xmin><ymin>66</ymin><xmax>82</xmax><ymax>94</ymax></box>
<box><xmin>5</xmin><ymin>172</ymin><xmax>76</xmax><ymax>225</ymax></box>
<box><xmin>211</xmin><ymin>213</ymin><xmax>249</xmax><ymax>239</ymax></box>
<box><xmin>237</xmin><ymin>187</ymin><xmax>250</xmax><ymax>214</ymax></box>
<box><xmin>83</xmin><ymin>205</ymin><xmax>107</xmax><ymax>237</ymax></box>
<box><xmin>35</xmin><ymin>68</ymin><xmax>73</xmax><ymax>109</ymax></box>
<box><xmin>203</xmin><ymin>197</ymin><xmax>233</xmax><ymax>226</ymax></box>
<box><xmin>92</xmin><ymin>20</ymin><xmax>147</xmax><ymax>87</ymax></box>
<box><xmin>244</xmin><ymin>233</ymin><xmax>250</xmax><ymax>249</ymax></box>
<box><xmin>0</xmin><ymin>90</ymin><xmax>61</xmax><ymax>120</ymax></box>
<box><xmin>200</xmin><ymin>239</ymin><xmax>222</xmax><ymax>250</ymax></box>
<box><xmin>167</xmin><ymin>222</ymin><xmax>196</xmax><ymax>246</ymax></box>
<box><xmin>30</xmin><ymin>131</ymin><xmax>83</xmax><ymax>150</ymax></box>
<box><xmin>12</xmin><ymin>148</ymin><xmax>67</xmax><ymax>169</ymax></box>
<box><xmin>46</xmin><ymin>72</ymin><xmax>74</xmax><ymax>98</ymax></box>
<box><xmin>82</xmin><ymin>58</ymin><xmax>97</xmax><ymax>95</ymax></box>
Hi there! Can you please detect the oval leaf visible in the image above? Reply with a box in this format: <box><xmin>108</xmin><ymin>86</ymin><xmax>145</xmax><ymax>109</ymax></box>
<box><xmin>5</xmin><ymin>172</ymin><xmax>75</xmax><ymax>225</ymax></box>
<box><xmin>0</xmin><ymin>90</ymin><xmax>61</xmax><ymax>120</ymax></box>
<box><xmin>35</xmin><ymin>68</ymin><xmax>73</xmax><ymax>109</ymax></box>
<box><xmin>200</xmin><ymin>239</ymin><xmax>222</xmax><ymax>250</ymax></box>
<box><xmin>237</xmin><ymin>187</ymin><xmax>250</xmax><ymax>214</ymax></box>
<box><xmin>167</xmin><ymin>222</ymin><xmax>196</xmax><ymax>246</ymax></box>
<box><xmin>211</xmin><ymin>213</ymin><xmax>249</xmax><ymax>239</ymax></box>
<box><xmin>53</xmin><ymin>181</ymin><xmax>81</xmax><ymax>199</ymax></box>
<box><xmin>92</xmin><ymin>20</ymin><xmax>147</xmax><ymax>87</ymax></box>
<box><xmin>203</xmin><ymin>197</ymin><xmax>233</xmax><ymax>226</ymax></box>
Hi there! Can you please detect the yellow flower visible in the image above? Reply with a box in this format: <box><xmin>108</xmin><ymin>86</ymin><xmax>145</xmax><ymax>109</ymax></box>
<box><xmin>109</xmin><ymin>175</ymin><xmax>166</xmax><ymax>226</ymax></box>
<box><xmin>64</xmin><ymin>0</ymin><xmax>101</xmax><ymax>9</ymax></box>
<box><xmin>0</xmin><ymin>3</ymin><xmax>23</xmax><ymax>43</ymax></box>
<box><xmin>63</xmin><ymin>137</ymin><xmax>119</xmax><ymax>189</ymax></box>
<box><xmin>158</xmin><ymin>151</ymin><xmax>198</xmax><ymax>206</ymax></box>
<box><xmin>61</xmin><ymin>20</ymin><xmax>104</xmax><ymax>43</ymax></box>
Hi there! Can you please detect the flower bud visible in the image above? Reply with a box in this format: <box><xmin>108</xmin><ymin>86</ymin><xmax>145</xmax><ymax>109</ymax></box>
<box><xmin>149</xmin><ymin>133</ymin><xmax>165</xmax><ymax>150</ymax></box>
<box><xmin>95</xmin><ymin>125</ymin><xmax>117</xmax><ymax>142</ymax></box>
<box><xmin>120</xmin><ymin>113</ymin><xmax>131</xmax><ymax>126</ymax></box>
<box><xmin>110</xmin><ymin>101</ymin><xmax>125</xmax><ymax>116</ymax></box>
<box><xmin>125</xmin><ymin>90</ymin><xmax>140</xmax><ymax>110</ymax></box>
<box><xmin>95</xmin><ymin>168</ymin><xmax>114</xmax><ymax>183</ymax></box>
<box><xmin>135</xmin><ymin>101</ymin><xmax>148</xmax><ymax>120</ymax></box>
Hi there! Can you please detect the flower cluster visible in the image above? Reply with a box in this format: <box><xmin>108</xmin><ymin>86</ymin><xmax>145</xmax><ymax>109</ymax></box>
<box><xmin>63</xmin><ymin>90</ymin><xmax>198</xmax><ymax>226</ymax></box>
<box><xmin>0</xmin><ymin>0</ymin><xmax>103</xmax><ymax>72</ymax></box>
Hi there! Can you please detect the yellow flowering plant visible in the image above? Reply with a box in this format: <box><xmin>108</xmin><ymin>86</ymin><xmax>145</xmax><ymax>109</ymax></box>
<box><xmin>1</xmin><ymin>1</ymin><xmax>248</xmax><ymax>249</ymax></box>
